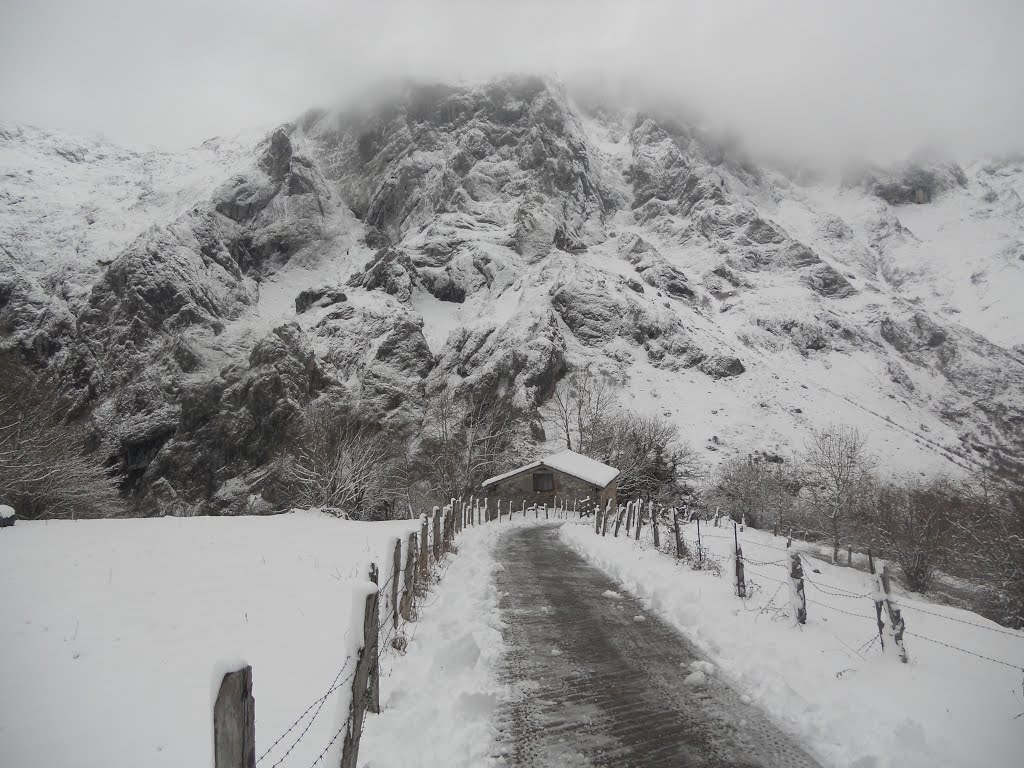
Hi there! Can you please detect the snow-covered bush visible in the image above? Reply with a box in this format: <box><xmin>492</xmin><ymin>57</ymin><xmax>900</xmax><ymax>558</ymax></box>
<box><xmin>280</xmin><ymin>400</ymin><xmax>404</xmax><ymax>520</ymax></box>
<box><xmin>0</xmin><ymin>354</ymin><xmax>124</xmax><ymax>519</ymax></box>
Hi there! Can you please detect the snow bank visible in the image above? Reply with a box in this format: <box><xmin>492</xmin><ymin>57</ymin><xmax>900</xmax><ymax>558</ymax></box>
<box><xmin>358</xmin><ymin>522</ymin><xmax>509</xmax><ymax>767</ymax></box>
<box><xmin>0</xmin><ymin>504</ymin><xmax>15</xmax><ymax>519</ymax></box>
<box><xmin>0</xmin><ymin>511</ymin><xmax>417</xmax><ymax>768</ymax></box>
<box><xmin>561</xmin><ymin>521</ymin><xmax>1024</xmax><ymax>768</ymax></box>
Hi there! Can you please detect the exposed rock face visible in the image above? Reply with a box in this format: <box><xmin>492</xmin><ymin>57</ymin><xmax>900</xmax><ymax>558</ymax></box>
<box><xmin>301</xmin><ymin>76</ymin><xmax>610</xmax><ymax>261</ymax></box>
<box><xmin>850</xmin><ymin>162</ymin><xmax>969</xmax><ymax>205</ymax></box>
<box><xmin>3</xmin><ymin>75</ymin><xmax>1024</xmax><ymax>511</ymax></box>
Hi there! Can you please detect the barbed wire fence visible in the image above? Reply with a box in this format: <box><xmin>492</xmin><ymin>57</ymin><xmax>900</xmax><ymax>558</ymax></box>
<box><xmin>590</xmin><ymin>500</ymin><xmax>1024</xmax><ymax>684</ymax></box>
<box><xmin>211</xmin><ymin>498</ymin><xmax>508</xmax><ymax>768</ymax></box>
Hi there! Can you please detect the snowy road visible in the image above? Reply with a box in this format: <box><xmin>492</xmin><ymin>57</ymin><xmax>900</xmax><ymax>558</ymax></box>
<box><xmin>492</xmin><ymin>524</ymin><xmax>821</xmax><ymax>767</ymax></box>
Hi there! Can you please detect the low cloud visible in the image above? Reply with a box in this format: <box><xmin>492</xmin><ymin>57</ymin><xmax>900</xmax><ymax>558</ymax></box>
<box><xmin>2</xmin><ymin>0</ymin><xmax>1022</xmax><ymax>164</ymax></box>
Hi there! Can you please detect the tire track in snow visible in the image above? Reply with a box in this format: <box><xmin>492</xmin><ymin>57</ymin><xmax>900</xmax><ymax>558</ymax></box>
<box><xmin>492</xmin><ymin>524</ymin><xmax>821</xmax><ymax>767</ymax></box>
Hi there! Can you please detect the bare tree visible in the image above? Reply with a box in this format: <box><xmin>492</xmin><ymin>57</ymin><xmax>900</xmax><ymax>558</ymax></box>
<box><xmin>546</xmin><ymin>369</ymin><xmax>619</xmax><ymax>455</ymax></box>
<box><xmin>607</xmin><ymin>412</ymin><xmax>699</xmax><ymax>503</ymax></box>
<box><xmin>856</xmin><ymin>477</ymin><xmax>958</xmax><ymax>592</ymax></box>
<box><xmin>953</xmin><ymin>476</ymin><xmax>1024</xmax><ymax>628</ymax></box>
<box><xmin>283</xmin><ymin>401</ymin><xmax>402</xmax><ymax>519</ymax></box>
<box><xmin>0</xmin><ymin>354</ymin><xmax>123</xmax><ymax>519</ymax></box>
<box><xmin>800</xmin><ymin>425</ymin><xmax>875</xmax><ymax>563</ymax></box>
<box><xmin>708</xmin><ymin>455</ymin><xmax>799</xmax><ymax>530</ymax></box>
<box><xmin>418</xmin><ymin>388</ymin><xmax>523</xmax><ymax>502</ymax></box>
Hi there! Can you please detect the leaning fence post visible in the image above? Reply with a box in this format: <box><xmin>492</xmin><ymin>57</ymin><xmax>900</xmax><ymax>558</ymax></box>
<box><xmin>789</xmin><ymin>552</ymin><xmax>807</xmax><ymax>624</ymax></box>
<box><xmin>601</xmin><ymin>500</ymin><xmax>611</xmax><ymax>536</ymax></box>
<box><xmin>734</xmin><ymin>522</ymin><xmax>746</xmax><ymax>598</ymax></box>
<box><xmin>213</xmin><ymin>665</ymin><xmax>255</xmax><ymax>768</ymax></box>
<box><xmin>613</xmin><ymin>504</ymin><xmax>623</xmax><ymax>537</ymax></box>
<box><xmin>367</xmin><ymin>566</ymin><xmax>380</xmax><ymax>714</ymax></box>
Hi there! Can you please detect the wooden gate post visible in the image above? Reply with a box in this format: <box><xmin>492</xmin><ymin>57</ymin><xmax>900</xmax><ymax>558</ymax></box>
<box><xmin>213</xmin><ymin>666</ymin><xmax>255</xmax><ymax>768</ymax></box>
<box><xmin>734</xmin><ymin>523</ymin><xmax>746</xmax><ymax>598</ymax></box>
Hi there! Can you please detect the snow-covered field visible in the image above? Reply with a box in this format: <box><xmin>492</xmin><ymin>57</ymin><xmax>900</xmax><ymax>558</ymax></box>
<box><xmin>561</xmin><ymin>520</ymin><xmax>1024</xmax><ymax>768</ymax></box>
<box><xmin>0</xmin><ymin>511</ymin><xmax>418</xmax><ymax>768</ymax></box>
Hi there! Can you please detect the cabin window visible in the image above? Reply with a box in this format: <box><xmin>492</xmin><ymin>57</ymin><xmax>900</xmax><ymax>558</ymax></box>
<box><xmin>533</xmin><ymin>472</ymin><xmax>554</xmax><ymax>492</ymax></box>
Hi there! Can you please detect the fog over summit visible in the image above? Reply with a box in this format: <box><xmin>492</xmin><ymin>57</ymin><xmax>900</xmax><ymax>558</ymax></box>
<box><xmin>2</xmin><ymin>0</ymin><xmax>1023</xmax><ymax>165</ymax></box>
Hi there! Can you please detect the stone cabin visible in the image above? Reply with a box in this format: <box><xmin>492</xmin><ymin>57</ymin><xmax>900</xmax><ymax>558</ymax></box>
<box><xmin>481</xmin><ymin>449</ymin><xmax>619</xmax><ymax>512</ymax></box>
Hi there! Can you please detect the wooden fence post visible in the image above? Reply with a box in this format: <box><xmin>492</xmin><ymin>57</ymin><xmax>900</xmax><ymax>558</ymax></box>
<box><xmin>213</xmin><ymin>666</ymin><xmax>255</xmax><ymax>768</ymax></box>
<box><xmin>651</xmin><ymin>501</ymin><xmax>660</xmax><ymax>548</ymax></box>
<box><xmin>601</xmin><ymin>500</ymin><xmax>611</xmax><ymax>536</ymax></box>
<box><xmin>635</xmin><ymin>501</ymin><xmax>643</xmax><ymax>541</ymax></box>
<box><xmin>877</xmin><ymin>562</ymin><xmax>909</xmax><ymax>662</ymax></box>
<box><xmin>613</xmin><ymin>505</ymin><xmax>623</xmax><ymax>537</ymax></box>
<box><xmin>788</xmin><ymin>552</ymin><xmax>807</xmax><ymax>624</ymax></box>
<box><xmin>419</xmin><ymin>515</ymin><xmax>429</xmax><ymax>579</ymax></box>
<box><xmin>787</xmin><ymin>528</ymin><xmax>793</xmax><ymax>549</ymax></box>
<box><xmin>340</xmin><ymin>582</ymin><xmax>380</xmax><ymax>768</ymax></box>
<box><xmin>432</xmin><ymin>506</ymin><xmax>441</xmax><ymax>562</ymax></box>
<box><xmin>391</xmin><ymin>538</ymin><xmax>401</xmax><ymax>631</ymax></box>
<box><xmin>734</xmin><ymin>523</ymin><xmax>746</xmax><ymax>598</ymax></box>
<box><xmin>695</xmin><ymin>514</ymin><xmax>702</xmax><ymax>565</ymax></box>
<box><xmin>672</xmin><ymin>507</ymin><xmax>684</xmax><ymax>559</ymax></box>
<box><xmin>401</xmin><ymin>532</ymin><xmax>416</xmax><ymax>621</ymax></box>
<box><xmin>595</xmin><ymin>502</ymin><xmax>602</xmax><ymax>534</ymax></box>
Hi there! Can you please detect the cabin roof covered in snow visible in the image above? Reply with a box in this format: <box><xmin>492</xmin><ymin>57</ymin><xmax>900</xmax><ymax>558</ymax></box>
<box><xmin>482</xmin><ymin>450</ymin><xmax>620</xmax><ymax>488</ymax></box>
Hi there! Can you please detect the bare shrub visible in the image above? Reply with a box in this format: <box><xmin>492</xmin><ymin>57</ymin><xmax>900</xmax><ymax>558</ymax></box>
<box><xmin>0</xmin><ymin>354</ymin><xmax>124</xmax><ymax>519</ymax></box>
<box><xmin>705</xmin><ymin>455</ymin><xmax>799</xmax><ymax>530</ymax></box>
<box><xmin>855</xmin><ymin>477</ymin><xmax>959</xmax><ymax>593</ymax></box>
<box><xmin>282</xmin><ymin>400</ymin><xmax>403</xmax><ymax>520</ymax></box>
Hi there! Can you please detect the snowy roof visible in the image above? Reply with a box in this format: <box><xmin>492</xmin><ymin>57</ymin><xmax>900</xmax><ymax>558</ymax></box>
<box><xmin>482</xmin><ymin>450</ymin><xmax>620</xmax><ymax>489</ymax></box>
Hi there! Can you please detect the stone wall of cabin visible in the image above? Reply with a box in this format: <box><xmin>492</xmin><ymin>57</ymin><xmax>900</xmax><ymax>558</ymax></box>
<box><xmin>482</xmin><ymin>467</ymin><xmax>617</xmax><ymax>514</ymax></box>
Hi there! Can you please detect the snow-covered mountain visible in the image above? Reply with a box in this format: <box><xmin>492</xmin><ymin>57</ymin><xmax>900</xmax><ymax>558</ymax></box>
<box><xmin>3</xmin><ymin>76</ymin><xmax>1023</xmax><ymax>513</ymax></box>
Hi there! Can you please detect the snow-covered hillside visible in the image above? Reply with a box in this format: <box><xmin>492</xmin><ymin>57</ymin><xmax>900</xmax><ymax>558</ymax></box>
<box><xmin>2</xmin><ymin>76</ymin><xmax>1023</xmax><ymax>513</ymax></box>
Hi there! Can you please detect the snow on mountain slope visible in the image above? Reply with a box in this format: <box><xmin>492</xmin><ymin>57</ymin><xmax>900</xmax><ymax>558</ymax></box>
<box><xmin>0</xmin><ymin>123</ymin><xmax>255</xmax><ymax>300</ymax></box>
<box><xmin>2</xmin><ymin>76</ymin><xmax>1022</xmax><ymax>513</ymax></box>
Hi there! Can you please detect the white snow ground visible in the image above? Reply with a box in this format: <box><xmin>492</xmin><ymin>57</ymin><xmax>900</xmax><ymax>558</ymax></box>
<box><xmin>0</xmin><ymin>511</ymin><xmax>417</xmax><ymax>768</ymax></box>
<box><xmin>561</xmin><ymin>520</ymin><xmax>1024</xmax><ymax>768</ymax></box>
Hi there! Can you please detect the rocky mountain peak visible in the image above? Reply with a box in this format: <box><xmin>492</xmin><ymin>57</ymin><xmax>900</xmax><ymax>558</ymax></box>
<box><xmin>3</xmin><ymin>74</ymin><xmax>1024</xmax><ymax>513</ymax></box>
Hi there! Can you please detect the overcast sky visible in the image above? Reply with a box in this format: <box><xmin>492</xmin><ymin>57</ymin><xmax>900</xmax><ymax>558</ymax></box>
<box><xmin>2</xmin><ymin>0</ymin><xmax>1022</xmax><ymax>164</ymax></box>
